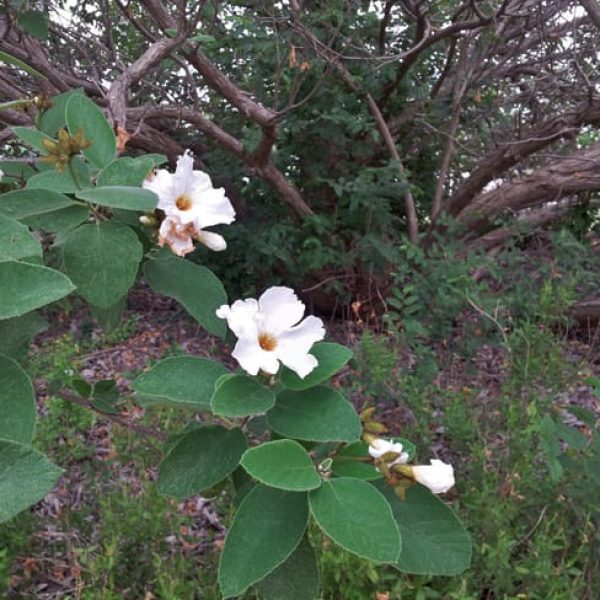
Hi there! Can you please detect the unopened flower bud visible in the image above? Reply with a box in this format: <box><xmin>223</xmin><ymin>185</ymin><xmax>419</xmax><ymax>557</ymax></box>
<box><xmin>364</xmin><ymin>421</ymin><xmax>388</xmax><ymax>434</ymax></box>
<box><xmin>360</xmin><ymin>406</ymin><xmax>376</xmax><ymax>421</ymax></box>
<box><xmin>410</xmin><ymin>460</ymin><xmax>455</xmax><ymax>494</ymax></box>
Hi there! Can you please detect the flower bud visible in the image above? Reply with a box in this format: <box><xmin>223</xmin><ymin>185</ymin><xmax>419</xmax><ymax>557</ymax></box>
<box><xmin>360</xmin><ymin>406</ymin><xmax>376</xmax><ymax>421</ymax></box>
<box><xmin>410</xmin><ymin>460</ymin><xmax>455</xmax><ymax>494</ymax></box>
<box><xmin>364</xmin><ymin>421</ymin><xmax>388</xmax><ymax>434</ymax></box>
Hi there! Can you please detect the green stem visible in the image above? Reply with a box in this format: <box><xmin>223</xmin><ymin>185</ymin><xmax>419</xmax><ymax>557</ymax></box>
<box><xmin>67</xmin><ymin>156</ymin><xmax>82</xmax><ymax>190</ymax></box>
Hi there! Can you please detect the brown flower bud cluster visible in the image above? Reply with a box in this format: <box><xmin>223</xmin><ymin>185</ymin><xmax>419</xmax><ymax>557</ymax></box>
<box><xmin>41</xmin><ymin>128</ymin><xmax>91</xmax><ymax>172</ymax></box>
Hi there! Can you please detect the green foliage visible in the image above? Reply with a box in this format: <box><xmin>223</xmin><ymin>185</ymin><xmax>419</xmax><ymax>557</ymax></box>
<box><xmin>75</xmin><ymin>186</ymin><xmax>158</xmax><ymax>210</ymax></box>
<box><xmin>211</xmin><ymin>374</ymin><xmax>276</xmax><ymax>417</ymax></box>
<box><xmin>144</xmin><ymin>249</ymin><xmax>228</xmax><ymax>338</ymax></box>
<box><xmin>241</xmin><ymin>440</ymin><xmax>322</xmax><ymax>492</ymax></box>
<box><xmin>0</xmin><ymin>213</ymin><xmax>41</xmax><ymax>261</ymax></box>
<box><xmin>0</xmin><ymin>440</ymin><xmax>62</xmax><ymax>523</ymax></box>
<box><xmin>0</xmin><ymin>354</ymin><xmax>36</xmax><ymax>444</ymax></box>
<box><xmin>309</xmin><ymin>478</ymin><xmax>402</xmax><ymax>563</ymax></box>
<box><xmin>0</xmin><ymin>261</ymin><xmax>75</xmax><ymax>319</ymax></box>
<box><xmin>62</xmin><ymin>222</ymin><xmax>143</xmax><ymax>308</ymax></box>
<box><xmin>65</xmin><ymin>94</ymin><xmax>116</xmax><ymax>168</ymax></box>
<box><xmin>218</xmin><ymin>485</ymin><xmax>308</xmax><ymax>598</ymax></box>
<box><xmin>133</xmin><ymin>356</ymin><xmax>229</xmax><ymax>409</ymax></box>
<box><xmin>157</xmin><ymin>426</ymin><xmax>246</xmax><ymax>498</ymax></box>
<box><xmin>267</xmin><ymin>387</ymin><xmax>361</xmax><ymax>443</ymax></box>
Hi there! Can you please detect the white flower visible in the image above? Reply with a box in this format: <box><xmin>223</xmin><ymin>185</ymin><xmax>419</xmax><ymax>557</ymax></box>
<box><xmin>216</xmin><ymin>286</ymin><xmax>325</xmax><ymax>378</ymax></box>
<box><xmin>368</xmin><ymin>438</ymin><xmax>409</xmax><ymax>465</ymax></box>
<box><xmin>411</xmin><ymin>459</ymin><xmax>455</xmax><ymax>494</ymax></box>
<box><xmin>143</xmin><ymin>150</ymin><xmax>235</xmax><ymax>254</ymax></box>
<box><xmin>0</xmin><ymin>168</ymin><xmax>4</xmax><ymax>182</ymax></box>
<box><xmin>158</xmin><ymin>215</ymin><xmax>227</xmax><ymax>257</ymax></box>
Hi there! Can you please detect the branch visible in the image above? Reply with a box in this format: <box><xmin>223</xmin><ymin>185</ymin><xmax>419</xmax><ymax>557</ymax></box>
<box><xmin>443</xmin><ymin>99</ymin><xmax>600</xmax><ymax>218</ymax></box>
<box><xmin>580</xmin><ymin>0</ymin><xmax>600</xmax><ymax>29</ymax></box>
<box><xmin>457</xmin><ymin>143</ymin><xmax>600</xmax><ymax>235</ymax></box>
<box><xmin>107</xmin><ymin>36</ymin><xmax>183</xmax><ymax>128</ymax></box>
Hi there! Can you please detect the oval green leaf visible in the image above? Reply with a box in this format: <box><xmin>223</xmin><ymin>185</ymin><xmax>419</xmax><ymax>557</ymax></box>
<box><xmin>11</xmin><ymin>127</ymin><xmax>53</xmax><ymax>153</ymax></box>
<box><xmin>65</xmin><ymin>94</ymin><xmax>116</xmax><ymax>168</ymax></box>
<box><xmin>0</xmin><ymin>354</ymin><xmax>36</xmax><ymax>444</ymax></box>
<box><xmin>373</xmin><ymin>481</ymin><xmax>472</xmax><ymax>575</ymax></box>
<box><xmin>267</xmin><ymin>387</ymin><xmax>361</xmax><ymax>443</ymax></box>
<box><xmin>211</xmin><ymin>375</ymin><xmax>276</xmax><ymax>417</ymax></box>
<box><xmin>218</xmin><ymin>485</ymin><xmax>308</xmax><ymax>599</ymax></box>
<box><xmin>26</xmin><ymin>158</ymin><xmax>90</xmax><ymax>193</ymax></box>
<box><xmin>62</xmin><ymin>222</ymin><xmax>143</xmax><ymax>308</ymax></box>
<box><xmin>280</xmin><ymin>342</ymin><xmax>353</xmax><ymax>390</ymax></box>
<box><xmin>38</xmin><ymin>89</ymin><xmax>84</xmax><ymax>137</ymax></box>
<box><xmin>96</xmin><ymin>157</ymin><xmax>155</xmax><ymax>187</ymax></box>
<box><xmin>144</xmin><ymin>249</ymin><xmax>227</xmax><ymax>337</ymax></box>
<box><xmin>255</xmin><ymin>536</ymin><xmax>320</xmax><ymax>600</ymax></box>
<box><xmin>0</xmin><ymin>439</ymin><xmax>63</xmax><ymax>523</ymax></box>
<box><xmin>75</xmin><ymin>186</ymin><xmax>158</xmax><ymax>211</ymax></box>
<box><xmin>0</xmin><ymin>261</ymin><xmax>75</xmax><ymax>319</ymax></box>
<box><xmin>0</xmin><ymin>312</ymin><xmax>47</xmax><ymax>359</ymax></box>
<box><xmin>23</xmin><ymin>205</ymin><xmax>90</xmax><ymax>235</ymax></box>
<box><xmin>133</xmin><ymin>356</ymin><xmax>229</xmax><ymax>409</ymax></box>
<box><xmin>157</xmin><ymin>425</ymin><xmax>246</xmax><ymax>498</ymax></box>
<box><xmin>0</xmin><ymin>214</ymin><xmax>42</xmax><ymax>262</ymax></box>
<box><xmin>0</xmin><ymin>189</ymin><xmax>75</xmax><ymax>219</ymax></box>
<box><xmin>309</xmin><ymin>478</ymin><xmax>402</xmax><ymax>563</ymax></box>
<box><xmin>241</xmin><ymin>440</ymin><xmax>322</xmax><ymax>492</ymax></box>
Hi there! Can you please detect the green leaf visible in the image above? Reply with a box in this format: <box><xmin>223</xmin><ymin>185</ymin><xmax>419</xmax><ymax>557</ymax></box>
<box><xmin>331</xmin><ymin>441</ymin><xmax>382</xmax><ymax>480</ymax></box>
<box><xmin>309</xmin><ymin>478</ymin><xmax>402</xmax><ymax>563</ymax></box>
<box><xmin>144</xmin><ymin>249</ymin><xmax>227</xmax><ymax>337</ymax></box>
<box><xmin>144</xmin><ymin>153</ymin><xmax>168</xmax><ymax>166</ymax></box>
<box><xmin>26</xmin><ymin>158</ymin><xmax>90</xmax><ymax>193</ymax></box>
<box><xmin>255</xmin><ymin>536</ymin><xmax>320</xmax><ymax>600</ymax></box>
<box><xmin>0</xmin><ymin>188</ymin><xmax>76</xmax><ymax>219</ymax></box>
<box><xmin>0</xmin><ymin>261</ymin><xmax>75</xmax><ymax>319</ymax></box>
<box><xmin>133</xmin><ymin>356</ymin><xmax>229</xmax><ymax>409</ymax></box>
<box><xmin>373</xmin><ymin>481</ymin><xmax>472</xmax><ymax>575</ymax></box>
<box><xmin>0</xmin><ymin>439</ymin><xmax>63</xmax><ymax>523</ymax></box>
<box><xmin>281</xmin><ymin>343</ymin><xmax>353</xmax><ymax>390</ymax></box>
<box><xmin>75</xmin><ymin>186</ymin><xmax>158</xmax><ymax>211</ymax></box>
<box><xmin>90</xmin><ymin>297</ymin><xmax>125</xmax><ymax>334</ymax></box>
<box><xmin>189</xmin><ymin>33</ymin><xmax>216</xmax><ymax>44</ymax></box>
<box><xmin>65</xmin><ymin>94</ymin><xmax>116</xmax><ymax>168</ymax></box>
<box><xmin>267</xmin><ymin>387</ymin><xmax>361</xmax><ymax>443</ymax></box>
<box><xmin>0</xmin><ymin>354</ymin><xmax>36</xmax><ymax>444</ymax></box>
<box><xmin>62</xmin><ymin>222</ymin><xmax>143</xmax><ymax>308</ymax></box>
<box><xmin>96</xmin><ymin>157</ymin><xmax>155</xmax><ymax>187</ymax></box>
<box><xmin>11</xmin><ymin>127</ymin><xmax>54</xmax><ymax>153</ymax></box>
<box><xmin>38</xmin><ymin>89</ymin><xmax>84</xmax><ymax>137</ymax></box>
<box><xmin>23</xmin><ymin>205</ymin><xmax>90</xmax><ymax>234</ymax></box>
<box><xmin>0</xmin><ymin>312</ymin><xmax>47</xmax><ymax>359</ymax></box>
<box><xmin>241</xmin><ymin>440</ymin><xmax>322</xmax><ymax>492</ymax></box>
<box><xmin>211</xmin><ymin>375</ymin><xmax>276</xmax><ymax>417</ymax></box>
<box><xmin>0</xmin><ymin>50</ymin><xmax>47</xmax><ymax>79</ymax></box>
<box><xmin>157</xmin><ymin>425</ymin><xmax>246</xmax><ymax>498</ymax></box>
<box><xmin>218</xmin><ymin>485</ymin><xmax>308</xmax><ymax>598</ymax></box>
<box><xmin>0</xmin><ymin>213</ymin><xmax>42</xmax><ymax>261</ymax></box>
<box><xmin>17</xmin><ymin>10</ymin><xmax>49</xmax><ymax>40</ymax></box>
<box><xmin>0</xmin><ymin>160</ymin><xmax>35</xmax><ymax>183</ymax></box>
<box><xmin>89</xmin><ymin>379</ymin><xmax>121</xmax><ymax>414</ymax></box>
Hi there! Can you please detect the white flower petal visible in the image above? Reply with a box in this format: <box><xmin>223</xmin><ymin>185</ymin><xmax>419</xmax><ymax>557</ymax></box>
<box><xmin>277</xmin><ymin>315</ymin><xmax>325</xmax><ymax>354</ymax></box>
<box><xmin>216</xmin><ymin>299</ymin><xmax>259</xmax><ymax>338</ymax></box>
<box><xmin>412</xmin><ymin>459</ymin><xmax>455</xmax><ymax>494</ymax></box>
<box><xmin>258</xmin><ymin>286</ymin><xmax>306</xmax><ymax>335</ymax></box>
<box><xmin>277</xmin><ymin>351</ymin><xmax>318</xmax><ymax>379</ymax></box>
<box><xmin>197</xmin><ymin>230</ymin><xmax>227</xmax><ymax>252</ymax></box>
<box><xmin>143</xmin><ymin>169</ymin><xmax>175</xmax><ymax>209</ymax></box>
<box><xmin>232</xmin><ymin>336</ymin><xmax>280</xmax><ymax>376</ymax></box>
<box><xmin>192</xmin><ymin>187</ymin><xmax>236</xmax><ymax>229</ymax></box>
<box><xmin>368</xmin><ymin>439</ymin><xmax>405</xmax><ymax>460</ymax></box>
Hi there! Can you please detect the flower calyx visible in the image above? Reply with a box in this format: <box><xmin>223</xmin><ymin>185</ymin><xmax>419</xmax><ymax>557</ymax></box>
<box><xmin>41</xmin><ymin>127</ymin><xmax>91</xmax><ymax>172</ymax></box>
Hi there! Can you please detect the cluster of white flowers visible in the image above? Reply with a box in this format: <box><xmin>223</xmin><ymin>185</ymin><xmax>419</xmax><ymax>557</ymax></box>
<box><xmin>143</xmin><ymin>150</ymin><xmax>235</xmax><ymax>256</ymax></box>
<box><xmin>148</xmin><ymin>150</ymin><xmax>457</xmax><ymax>496</ymax></box>
<box><xmin>368</xmin><ymin>438</ymin><xmax>455</xmax><ymax>494</ymax></box>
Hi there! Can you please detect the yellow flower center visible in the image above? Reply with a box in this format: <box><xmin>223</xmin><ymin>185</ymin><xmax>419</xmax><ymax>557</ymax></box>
<box><xmin>175</xmin><ymin>194</ymin><xmax>193</xmax><ymax>211</ymax></box>
<box><xmin>258</xmin><ymin>333</ymin><xmax>277</xmax><ymax>352</ymax></box>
